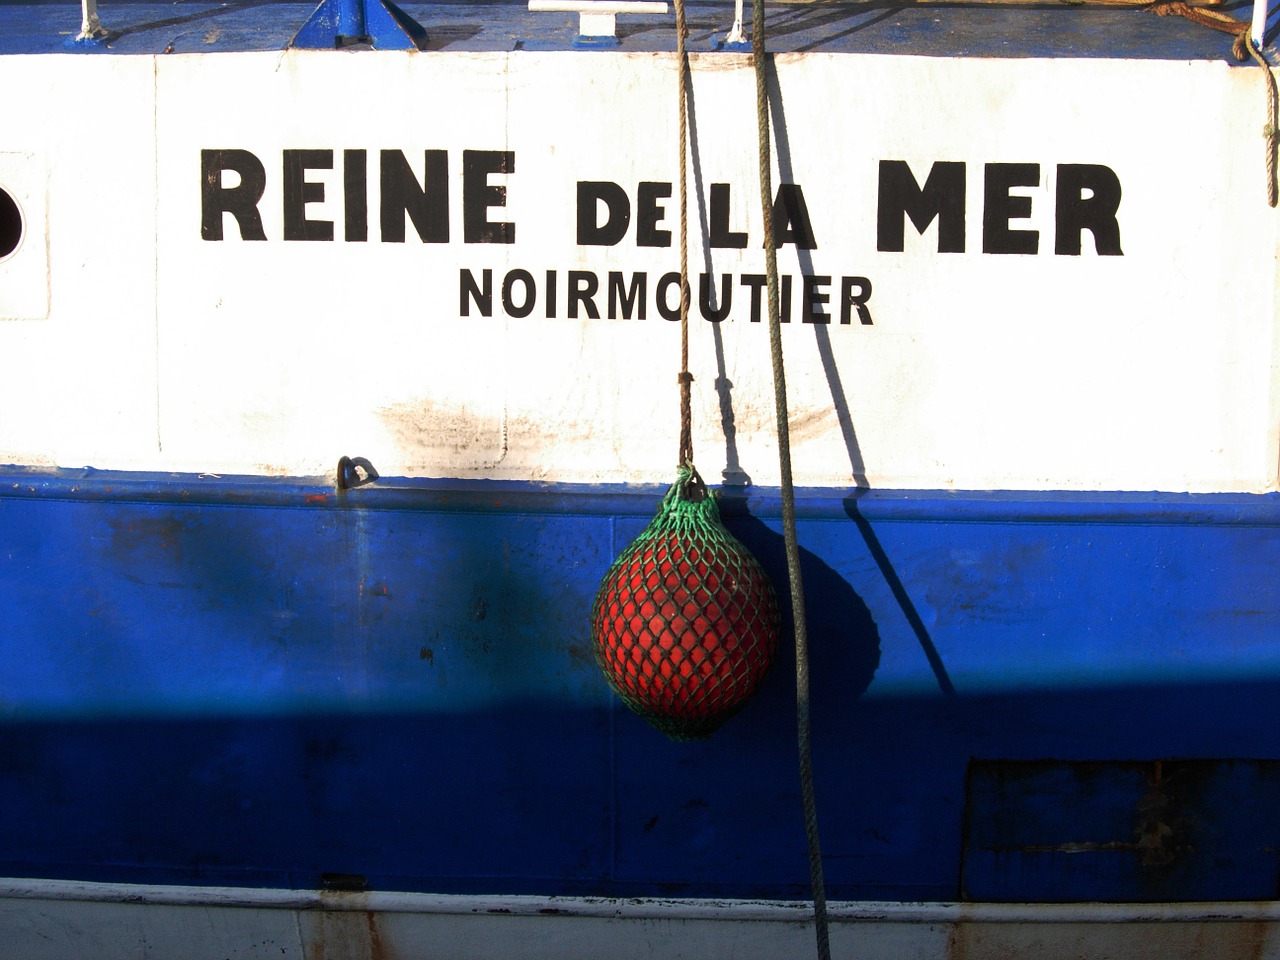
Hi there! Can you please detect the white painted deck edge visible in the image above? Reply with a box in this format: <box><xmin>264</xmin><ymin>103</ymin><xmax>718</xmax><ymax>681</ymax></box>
<box><xmin>3</xmin><ymin>876</ymin><xmax>1280</xmax><ymax>923</ymax></box>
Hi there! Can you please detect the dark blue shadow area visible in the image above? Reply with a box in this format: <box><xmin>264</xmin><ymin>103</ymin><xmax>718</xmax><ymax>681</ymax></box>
<box><xmin>2</xmin><ymin>680</ymin><xmax>1280</xmax><ymax>900</ymax></box>
<box><xmin>0</xmin><ymin>708</ymin><xmax>612</xmax><ymax>894</ymax></box>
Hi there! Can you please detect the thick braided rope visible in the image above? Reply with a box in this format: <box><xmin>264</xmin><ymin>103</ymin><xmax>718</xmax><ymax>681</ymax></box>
<box><xmin>676</xmin><ymin>0</ymin><xmax>694</xmax><ymax>467</ymax></box>
<box><xmin>1152</xmin><ymin>0</ymin><xmax>1248</xmax><ymax>34</ymax></box>
<box><xmin>749</xmin><ymin>4</ymin><xmax>831</xmax><ymax>959</ymax></box>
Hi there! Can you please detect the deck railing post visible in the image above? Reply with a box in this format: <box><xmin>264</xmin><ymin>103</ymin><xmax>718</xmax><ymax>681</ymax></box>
<box><xmin>77</xmin><ymin>0</ymin><xmax>107</xmax><ymax>40</ymax></box>
<box><xmin>1251</xmin><ymin>0</ymin><xmax>1270</xmax><ymax>50</ymax></box>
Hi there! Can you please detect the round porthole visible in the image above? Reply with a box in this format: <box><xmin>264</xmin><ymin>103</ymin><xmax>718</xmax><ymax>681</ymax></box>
<box><xmin>0</xmin><ymin>187</ymin><xmax>23</xmax><ymax>262</ymax></box>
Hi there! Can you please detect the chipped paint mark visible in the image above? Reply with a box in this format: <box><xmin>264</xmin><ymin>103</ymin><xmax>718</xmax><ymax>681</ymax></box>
<box><xmin>963</xmin><ymin>759</ymin><xmax>1280</xmax><ymax>902</ymax></box>
<box><xmin>565</xmin><ymin>643</ymin><xmax>593</xmax><ymax>668</ymax></box>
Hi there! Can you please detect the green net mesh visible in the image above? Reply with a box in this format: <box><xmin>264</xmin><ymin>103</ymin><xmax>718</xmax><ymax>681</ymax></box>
<box><xmin>590</xmin><ymin>466</ymin><xmax>780</xmax><ymax>740</ymax></box>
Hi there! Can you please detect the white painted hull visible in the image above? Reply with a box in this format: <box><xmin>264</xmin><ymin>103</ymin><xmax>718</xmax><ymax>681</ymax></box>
<box><xmin>4</xmin><ymin>879</ymin><xmax>1280</xmax><ymax>960</ymax></box>
<box><xmin>0</xmin><ymin>49</ymin><xmax>1274</xmax><ymax>494</ymax></box>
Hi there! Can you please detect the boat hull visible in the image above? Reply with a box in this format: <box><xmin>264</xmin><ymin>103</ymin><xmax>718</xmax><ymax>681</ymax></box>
<box><xmin>1</xmin><ymin>2</ymin><xmax>1278</xmax><ymax>954</ymax></box>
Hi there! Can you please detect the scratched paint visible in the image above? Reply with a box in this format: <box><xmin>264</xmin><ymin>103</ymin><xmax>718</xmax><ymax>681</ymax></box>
<box><xmin>961</xmin><ymin>760</ymin><xmax>1280</xmax><ymax>902</ymax></box>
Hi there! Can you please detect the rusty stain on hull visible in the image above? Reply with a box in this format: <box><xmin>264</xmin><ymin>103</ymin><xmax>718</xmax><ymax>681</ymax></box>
<box><xmin>303</xmin><ymin>889</ymin><xmax>388</xmax><ymax>960</ymax></box>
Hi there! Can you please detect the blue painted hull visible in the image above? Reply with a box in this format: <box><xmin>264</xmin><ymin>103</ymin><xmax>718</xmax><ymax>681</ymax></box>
<box><xmin>4</xmin><ymin>468</ymin><xmax>1278</xmax><ymax>904</ymax></box>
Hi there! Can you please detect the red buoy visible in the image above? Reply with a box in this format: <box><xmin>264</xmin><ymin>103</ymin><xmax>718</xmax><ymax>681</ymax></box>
<box><xmin>591</xmin><ymin>467</ymin><xmax>778</xmax><ymax>739</ymax></box>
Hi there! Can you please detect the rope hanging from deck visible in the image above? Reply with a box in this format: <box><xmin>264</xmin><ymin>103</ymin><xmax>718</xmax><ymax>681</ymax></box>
<box><xmin>749</xmin><ymin>2</ymin><xmax>833</xmax><ymax>957</ymax></box>
<box><xmin>1144</xmin><ymin>0</ymin><xmax>1278</xmax><ymax>204</ymax></box>
<box><xmin>1242</xmin><ymin>38</ymin><xmax>1280</xmax><ymax>207</ymax></box>
<box><xmin>588</xmin><ymin>0</ymin><xmax>780</xmax><ymax>741</ymax></box>
<box><xmin>677</xmin><ymin>0</ymin><xmax>694</xmax><ymax>467</ymax></box>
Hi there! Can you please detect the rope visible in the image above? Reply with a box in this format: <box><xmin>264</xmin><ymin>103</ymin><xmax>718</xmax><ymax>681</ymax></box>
<box><xmin>1143</xmin><ymin>3</ymin><xmax>1278</xmax><ymax>203</ymax></box>
<box><xmin>1151</xmin><ymin>0</ymin><xmax>1251</xmax><ymax>39</ymax></box>
<box><xmin>1244</xmin><ymin>37</ymin><xmax>1280</xmax><ymax>207</ymax></box>
<box><xmin>675</xmin><ymin>0</ymin><xmax>695</xmax><ymax>468</ymax></box>
<box><xmin>749</xmin><ymin>4</ymin><xmax>832</xmax><ymax>959</ymax></box>
<box><xmin>1150</xmin><ymin>1</ymin><xmax>1266</xmax><ymax>64</ymax></box>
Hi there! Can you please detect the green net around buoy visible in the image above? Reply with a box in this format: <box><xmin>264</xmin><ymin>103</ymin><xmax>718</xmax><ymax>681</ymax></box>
<box><xmin>590</xmin><ymin>465</ymin><xmax>779</xmax><ymax>740</ymax></box>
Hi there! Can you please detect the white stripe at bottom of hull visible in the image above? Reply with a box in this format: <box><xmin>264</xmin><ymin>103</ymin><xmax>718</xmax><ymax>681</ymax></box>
<box><xmin>2</xmin><ymin>878</ymin><xmax>1279</xmax><ymax>960</ymax></box>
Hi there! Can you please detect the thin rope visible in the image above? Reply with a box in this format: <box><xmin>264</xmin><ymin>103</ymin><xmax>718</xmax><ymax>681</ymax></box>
<box><xmin>675</xmin><ymin>0</ymin><xmax>694</xmax><ymax>468</ymax></box>
<box><xmin>1139</xmin><ymin>3</ymin><xmax>1278</xmax><ymax>204</ymax></box>
<box><xmin>1244</xmin><ymin>38</ymin><xmax>1279</xmax><ymax>207</ymax></box>
<box><xmin>749</xmin><ymin>4</ymin><xmax>831</xmax><ymax>959</ymax></box>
